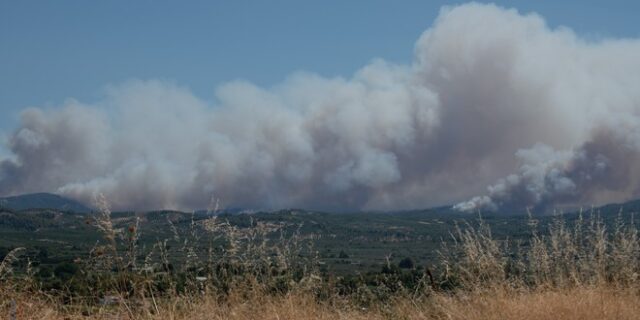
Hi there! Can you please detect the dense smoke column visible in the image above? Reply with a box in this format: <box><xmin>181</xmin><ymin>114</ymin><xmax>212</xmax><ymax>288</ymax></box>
<box><xmin>2</xmin><ymin>3</ymin><xmax>640</xmax><ymax>212</ymax></box>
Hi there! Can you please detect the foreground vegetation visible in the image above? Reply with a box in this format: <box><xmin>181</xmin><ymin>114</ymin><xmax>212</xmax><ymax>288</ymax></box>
<box><xmin>4</xmin><ymin>287</ymin><xmax>640</xmax><ymax>319</ymax></box>
<box><xmin>2</xmin><ymin>199</ymin><xmax>640</xmax><ymax>319</ymax></box>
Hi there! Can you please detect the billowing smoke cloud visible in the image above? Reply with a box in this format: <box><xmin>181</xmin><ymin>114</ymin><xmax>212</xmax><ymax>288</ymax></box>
<box><xmin>454</xmin><ymin>129</ymin><xmax>640</xmax><ymax>212</ymax></box>
<box><xmin>2</xmin><ymin>3</ymin><xmax>640</xmax><ymax>212</ymax></box>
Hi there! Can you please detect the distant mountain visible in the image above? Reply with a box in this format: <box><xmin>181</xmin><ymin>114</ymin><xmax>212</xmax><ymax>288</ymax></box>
<box><xmin>591</xmin><ymin>199</ymin><xmax>640</xmax><ymax>216</ymax></box>
<box><xmin>0</xmin><ymin>193</ymin><xmax>92</xmax><ymax>213</ymax></box>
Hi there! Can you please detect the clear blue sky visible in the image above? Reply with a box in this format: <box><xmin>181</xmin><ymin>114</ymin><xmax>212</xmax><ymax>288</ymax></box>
<box><xmin>1</xmin><ymin>0</ymin><xmax>638</xmax><ymax>138</ymax></box>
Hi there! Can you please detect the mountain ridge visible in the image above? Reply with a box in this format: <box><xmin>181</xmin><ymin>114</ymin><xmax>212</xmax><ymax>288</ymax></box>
<box><xmin>3</xmin><ymin>191</ymin><xmax>640</xmax><ymax>217</ymax></box>
<box><xmin>0</xmin><ymin>193</ymin><xmax>92</xmax><ymax>213</ymax></box>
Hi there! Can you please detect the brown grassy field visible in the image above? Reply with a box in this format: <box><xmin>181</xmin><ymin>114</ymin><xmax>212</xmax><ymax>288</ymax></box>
<box><xmin>4</xmin><ymin>286</ymin><xmax>640</xmax><ymax>319</ymax></box>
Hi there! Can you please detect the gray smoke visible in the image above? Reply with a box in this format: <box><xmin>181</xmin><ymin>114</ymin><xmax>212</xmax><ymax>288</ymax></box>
<box><xmin>2</xmin><ymin>3</ymin><xmax>640</xmax><ymax>212</ymax></box>
<box><xmin>454</xmin><ymin>128</ymin><xmax>640</xmax><ymax>212</ymax></box>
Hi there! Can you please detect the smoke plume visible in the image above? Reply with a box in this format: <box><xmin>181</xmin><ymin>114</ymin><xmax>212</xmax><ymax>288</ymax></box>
<box><xmin>2</xmin><ymin>3</ymin><xmax>640</xmax><ymax>212</ymax></box>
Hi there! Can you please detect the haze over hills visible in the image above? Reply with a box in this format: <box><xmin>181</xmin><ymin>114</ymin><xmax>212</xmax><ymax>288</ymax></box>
<box><xmin>1</xmin><ymin>191</ymin><xmax>640</xmax><ymax>218</ymax></box>
<box><xmin>0</xmin><ymin>193</ymin><xmax>92</xmax><ymax>213</ymax></box>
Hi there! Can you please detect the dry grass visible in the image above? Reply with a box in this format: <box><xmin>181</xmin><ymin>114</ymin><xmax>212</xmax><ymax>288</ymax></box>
<box><xmin>5</xmin><ymin>287</ymin><xmax>640</xmax><ymax>319</ymax></box>
<box><xmin>434</xmin><ymin>287</ymin><xmax>640</xmax><ymax>320</ymax></box>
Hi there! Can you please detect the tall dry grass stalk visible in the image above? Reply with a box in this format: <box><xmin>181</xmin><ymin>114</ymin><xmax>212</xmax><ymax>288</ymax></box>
<box><xmin>439</xmin><ymin>211</ymin><xmax>640</xmax><ymax>292</ymax></box>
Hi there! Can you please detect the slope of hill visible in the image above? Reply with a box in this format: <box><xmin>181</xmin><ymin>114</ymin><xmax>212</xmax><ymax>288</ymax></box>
<box><xmin>0</xmin><ymin>193</ymin><xmax>92</xmax><ymax>213</ymax></box>
<box><xmin>0</xmin><ymin>196</ymin><xmax>638</xmax><ymax>276</ymax></box>
<box><xmin>596</xmin><ymin>199</ymin><xmax>640</xmax><ymax>215</ymax></box>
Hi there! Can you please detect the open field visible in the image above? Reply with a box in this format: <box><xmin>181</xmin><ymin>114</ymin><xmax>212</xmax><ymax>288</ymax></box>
<box><xmin>3</xmin><ymin>200</ymin><xmax>638</xmax><ymax>276</ymax></box>
<box><xmin>2</xmin><ymin>202</ymin><xmax>640</xmax><ymax>319</ymax></box>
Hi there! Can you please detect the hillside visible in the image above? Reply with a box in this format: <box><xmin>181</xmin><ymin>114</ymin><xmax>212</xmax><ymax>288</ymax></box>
<box><xmin>1</xmin><ymin>197</ymin><xmax>639</xmax><ymax>276</ymax></box>
<box><xmin>0</xmin><ymin>193</ymin><xmax>92</xmax><ymax>213</ymax></box>
<box><xmin>2</xmin><ymin>198</ymin><xmax>639</xmax><ymax>320</ymax></box>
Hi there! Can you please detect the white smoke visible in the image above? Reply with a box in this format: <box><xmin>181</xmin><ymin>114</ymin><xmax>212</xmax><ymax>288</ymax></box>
<box><xmin>455</xmin><ymin>127</ymin><xmax>640</xmax><ymax>212</ymax></box>
<box><xmin>2</xmin><ymin>3</ymin><xmax>640</xmax><ymax>212</ymax></box>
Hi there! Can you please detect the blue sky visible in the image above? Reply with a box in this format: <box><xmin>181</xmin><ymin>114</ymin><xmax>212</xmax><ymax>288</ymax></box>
<box><xmin>1</xmin><ymin>0</ymin><xmax>638</xmax><ymax>139</ymax></box>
